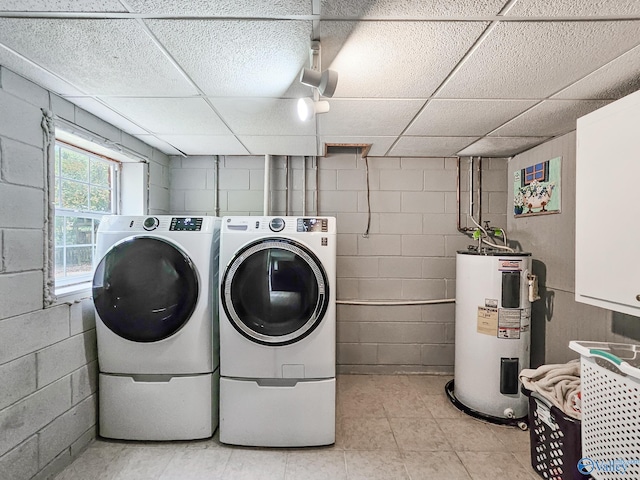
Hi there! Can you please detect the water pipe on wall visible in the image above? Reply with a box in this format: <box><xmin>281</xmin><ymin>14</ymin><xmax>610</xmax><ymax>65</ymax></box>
<box><xmin>263</xmin><ymin>154</ymin><xmax>272</xmax><ymax>216</ymax></box>
<box><xmin>213</xmin><ymin>155</ymin><xmax>220</xmax><ymax>217</ymax></box>
<box><xmin>302</xmin><ymin>156</ymin><xmax>307</xmax><ymax>216</ymax></box>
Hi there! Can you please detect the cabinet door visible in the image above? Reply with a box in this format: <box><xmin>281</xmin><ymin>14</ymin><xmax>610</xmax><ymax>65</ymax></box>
<box><xmin>575</xmin><ymin>90</ymin><xmax>640</xmax><ymax>315</ymax></box>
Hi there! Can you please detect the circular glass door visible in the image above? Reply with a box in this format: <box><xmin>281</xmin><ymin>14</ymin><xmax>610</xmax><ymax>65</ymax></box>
<box><xmin>92</xmin><ymin>236</ymin><xmax>199</xmax><ymax>343</ymax></box>
<box><xmin>221</xmin><ymin>238</ymin><xmax>329</xmax><ymax>346</ymax></box>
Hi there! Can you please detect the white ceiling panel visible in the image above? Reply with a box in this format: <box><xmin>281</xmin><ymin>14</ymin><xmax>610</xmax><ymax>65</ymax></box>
<box><xmin>210</xmin><ymin>98</ymin><xmax>315</xmax><ymax>135</ymax></box>
<box><xmin>492</xmin><ymin>99</ymin><xmax>612</xmax><ymax>137</ymax></box>
<box><xmin>457</xmin><ymin>136</ymin><xmax>551</xmax><ymax>157</ymax></box>
<box><xmin>507</xmin><ymin>0</ymin><xmax>640</xmax><ymax>17</ymax></box>
<box><xmin>158</xmin><ymin>135</ymin><xmax>249</xmax><ymax>155</ymax></box>
<box><xmin>320</xmin><ymin>136</ymin><xmax>397</xmax><ymax>157</ymax></box>
<box><xmin>0</xmin><ymin>19</ymin><xmax>198</xmax><ymax>96</ymax></box>
<box><xmin>0</xmin><ymin>1</ymin><xmax>126</xmax><ymax>12</ymax></box>
<box><xmin>239</xmin><ymin>135</ymin><xmax>318</xmax><ymax>156</ymax></box>
<box><xmin>553</xmin><ymin>45</ymin><xmax>640</xmax><ymax>100</ymax></box>
<box><xmin>406</xmin><ymin>99</ymin><xmax>537</xmax><ymax>136</ymax></box>
<box><xmin>98</xmin><ymin>97</ymin><xmax>232</xmax><ymax>135</ymax></box>
<box><xmin>63</xmin><ymin>97</ymin><xmax>148</xmax><ymax>135</ymax></box>
<box><xmin>438</xmin><ymin>21</ymin><xmax>640</xmax><ymax>99</ymax></box>
<box><xmin>133</xmin><ymin>134</ymin><xmax>184</xmax><ymax>156</ymax></box>
<box><xmin>389</xmin><ymin>136</ymin><xmax>479</xmax><ymax>157</ymax></box>
<box><xmin>321</xmin><ymin>21</ymin><xmax>490</xmax><ymax>98</ymax></box>
<box><xmin>318</xmin><ymin>99</ymin><xmax>425</xmax><ymax>136</ymax></box>
<box><xmin>125</xmin><ymin>0</ymin><xmax>313</xmax><ymax>16</ymax></box>
<box><xmin>145</xmin><ymin>19</ymin><xmax>312</xmax><ymax>97</ymax></box>
<box><xmin>321</xmin><ymin>0</ymin><xmax>507</xmax><ymax>18</ymax></box>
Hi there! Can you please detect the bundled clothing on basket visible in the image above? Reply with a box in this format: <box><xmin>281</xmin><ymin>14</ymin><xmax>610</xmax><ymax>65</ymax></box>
<box><xmin>519</xmin><ymin>360</ymin><xmax>581</xmax><ymax>419</ymax></box>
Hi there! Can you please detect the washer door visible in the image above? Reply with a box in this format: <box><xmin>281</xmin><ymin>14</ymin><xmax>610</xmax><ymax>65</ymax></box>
<box><xmin>92</xmin><ymin>236</ymin><xmax>199</xmax><ymax>343</ymax></box>
<box><xmin>221</xmin><ymin>238</ymin><xmax>329</xmax><ymax>346</ymax></box>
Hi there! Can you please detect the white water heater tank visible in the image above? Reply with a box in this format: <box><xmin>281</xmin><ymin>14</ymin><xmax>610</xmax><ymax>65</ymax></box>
<box><xmin>454</xmin><ymin>250</ymin><xmax>532</xmax><ymax>420</ymax></box>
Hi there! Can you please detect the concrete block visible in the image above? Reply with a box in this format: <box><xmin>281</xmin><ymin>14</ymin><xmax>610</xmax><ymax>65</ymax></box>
<box><xmin>0</xmin><ymin>271</ymin><xmax>44</xmax><ymax>322</ymax></box>
<box><xmin>401</xmin><ymin>157</ymin><xmax>445</xmax><ymax>170</ymax></box>
<box><xmin>358</xmin><ymin>279</ymin><xmax>402</xmax><ymax>299</ymax></box>
<box><xmin>32</xmin><ymin>448</ymin><xmax>71</xmax><ymax>480</ymax></box>
<box><xmin>421</xmin><ymin>344</ymin><xmax>454</xmax><ymax>366</ymax></box>
<box><xmin>423</xmin><ymin>170</ymin><xmax>457</xmax><ymax>192</ymax></box>
<box><xmin>337</xmin><ymin>169</ymin><xmax>366</xmax><ymax>191</ymax></box>
<box><xmin>319</xmin><ymin>153</ymin><xmax>358</xmax><ymax>169</ymax></box>
<box><xmin>378</xmin><ymin>213</ymin><xmax>422</xmax><ymax>234</ymax></box>
<box><xmin>314</xmin><ymin>169</ymin><xmax>336</xmax><ymax>191</ymax></box>
<box><xmin>422</xmin><ymin>257</ymin><xmax>456</xmax><ymax>280</ymax></box>
<box><xmin>336</xmin><ymin>304</ymin><xmax>422</xmax><ymax>323</ymax></box>
<box><xmin>336</xmin><ymin>343</ymin><xmax>377</xmax><ymax>365</ymax></box>
<box><xmin>148</xmin><ymin>160</ymin><xmax>168</xmax><ymax>189</ymax></box>
<box><xmin>37</xmin><ymin>330</ymin><xmax>97</xmax><ymax>388</ymax></box>
<box><xmin>71</xmin><ymin>360</ymin><xmax>98</xmax><ymax>405</ymax></box>
<box><xmin>336</xmin><ymin>278</ymin><xmax>358</xmax><ymax>300</ymax></box>
<box><xmin>219</xmin><ymin>168</ymin><xmax>250</xmax><ymax>190</ymax></box>
<box><xmin>3</xmin><ymin>229</ymin><xmax>44</xmax><ymax>272</ymax></box>
<box><xmin>169</xmin><ymin>190</ymin><xmax>185</xmax><ymax>213</ymax></box>
<box><xmin>222</xmin><ymin>155</ymin><xmax>261</xmax><ymax>169</ymax></box>
<box><xmin>445</xmin><ymin>234</ymin><xmax>474</xmax><ymax>257</ymax></box>
<box><xmin>0</xmin><ymin>377</ymin><xmax>71</xmax><ymax>457</ymax></box>
<box><xmin>38</xmin><ymin>394</ymin><xmax>97</xmax><ymax>468</ymax></box>
<box><xmin>336</xmin><ymin>213</ymin><xmax>377</xmax><ymax>236</ymax></box>
<box><xmin>171</xmin><ymin>168</ymin><xmax>207</xmax><ymax>190</ymax></box>
<box><xmin>148</xmin><ymin>184</ymin><xmax>169</xmax><ymax>214</ymax></box>
<box><xmin>378</xmin><ymin>344</ymin><xmax>421</xmax><ymax>365</ymax></box>
<box><xmin>421</xmin><ymin>303</ymin><xmax>455</xmax><ymax>323</ymax></box>
<box><xmin>336</xmin><ymin>256</ymin><xmax>378</xmax><ymax>278</ymax></box>
<box><xmin>0</xmin><ymin>183</ymin><xmax>44</xmax><ymax>228</ymax></box>
<box><xmin>360</xmin><ymin>157</ymin><xmax>400</xmax><ymax>170</ymax></box>
<box><xmin>1</xmin><ymin>69</ymin><xmax>48</xmax><ymax>108</ymax></box>
<box><xmin>0</xmin><ymin>355</ymin><xmax>36</xmax><ymax>411</ymax></box>
<box><xmin>318</xmin><ymin>191</ymin><xmax>358</xmax><ymax>214</ymax></box>
<box><xmin>74</xmin><ymin>108</ymin><xmax>120</xmax><ymax>144</ymax></box>
<box><xmin>0</xmin><ymin>436</ymin><xmax>39</xmax><ymax>480</ymax></box>
<box><xmin>378</xmin><ymin>257</ymin><xmax>422</xmax><ymax>279</ymax></box>
<box><xmin>422</xmin><ymin>213</ymin><xmax>460</xmax><ymax>235</ymax></box>
<box><xmin>357</xmin><ymin>235</ymin><xmax>401</xmax><ymax>256</ymax></box>
<box><xmin>152</xmin><ymin>149</ymin><xmax>170</xmax><ymax>167</ymax></box>
<box><xmin>1</xmin><ymin>138</ymin><xmax>44</xmax><ymax>188</ymax></box>
<box><xmin>380</xmin><ymin>170</ymin><xmax>424</xmax><ymax>191</ymax></box>
<box><xmin>401</xmin><ymin>235</ymin><xmax>445</xmax><ymax>257</ymax></box>
<box><xmin>50</xmin><ymin>94</ymin><xmax>75</xmax><ymax>122</ymax></box>
<box><xmin>226</xmin><ymin>190</ymin><xmax>263</xmax><ymax>212</ymax></box>
<box><xmin>121</xmin><ymin>133</ymin><xmax>153</xmax><ymax>159</ymax></box>
<box><xmin>401</xmin><ymin>279</ymin><xmax>446</xmax><ymax>300</ymax></box>
<box><xmin>69</xmin><ymin>425</ymin><xmax>95</xmax><ymax>458</ymax></box>
<box><xmin>481</xmin><ymin>169</ymin><xmax>508</xmax><ymax>192</ymax></box>
<box><xmin>69</xmin><ymin>299</ymin><xmax>95</xmax><ymax>335</ymax></box>
<box><xmin>336</xmin><ymin>322</ymin><xmax>359</xmax><ymax>343</ymax></box>
<box><xmin>488</xmin><ymin>191</ymin><xmax>508</xmax><ymax>214</ymax></box>
<box><xmin>185</xmin><ymin>189</ymin><xmax>216</xmax><ymax>212</ymax></box>
<box><xmin>401</xmin><ymin>192</ymin><xmax>445</xmax><ymax>213</ymax></box>
<box><xmin>0</xmin><ymin>304</ymin><xmax>68</xmax><ymax>364</ymax></box>
<box><xmin>359</xmin><ymin>191</ymin><xmax>401</xmax><ymax>213</ymax></box>
<box><xmin>360</xmin><ymin>322</ymin><xmax>445</xmax><ymax>344</ymax></box>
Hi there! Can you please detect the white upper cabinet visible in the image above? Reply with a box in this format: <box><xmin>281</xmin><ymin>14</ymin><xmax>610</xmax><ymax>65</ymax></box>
<box><xmin>575</xmin><ymin>89</ymin><xmax>640</xmax><ymax>316</ymax></box>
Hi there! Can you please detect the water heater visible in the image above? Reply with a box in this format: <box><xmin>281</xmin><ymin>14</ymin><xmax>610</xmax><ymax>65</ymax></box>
<box><xmin>450</xmin><ymin>249</ymin><xmax>532</xmax><ymax>424</ymax></box>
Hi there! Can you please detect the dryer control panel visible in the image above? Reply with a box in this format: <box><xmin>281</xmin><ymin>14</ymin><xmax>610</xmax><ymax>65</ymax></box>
<box><xmin>297</xmin><ymin>218</ymin><xmax>328</xmax><ymax>233</ymax></box>
<box><xmin>170</xmin><ymin>217</ymin><xmax>203</xmax><ymax>231</ymax></box>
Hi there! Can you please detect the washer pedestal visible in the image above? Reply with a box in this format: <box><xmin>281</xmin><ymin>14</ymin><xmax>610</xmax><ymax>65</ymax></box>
<box><xmin>219</xmin><ymin>377</ymin><xmax>335</xmax><ymax>447</ymax></box>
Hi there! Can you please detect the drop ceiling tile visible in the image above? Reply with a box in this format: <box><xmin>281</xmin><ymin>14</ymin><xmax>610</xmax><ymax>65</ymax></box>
<box><xmin>553</xmin><ymin>45</ymin><xmax>640</xmax><ymax>100</ymax></box>
<box><xmin>134</xmin><ymin>134</ymin><xmax>184</xmax><ymax>156</ymax></box>
<box><xmin>210</xmin><ymin>98</ymin><xmax>315</xmax><ymax>136</ymax></box>
<box><xmin>492</xmin><ymin>99</ymin><xmax>612</xmax><ymax>137</ymax></box>
<box><xmin>145</xmin><ymin>19</ymin><xmax>311</xmax><ymax>97</ymax></box>
<box><xmin>389</xmin><ymin>136</ymin><xmax>479</xmax><ymax>157</ymax></box>
<box><xmin>0</xmin><ymin>19</ymin><xmax>197</xmax><ymax>96</ymax></box>
<box><xmin>239</xmin><ymin>135</ymin><xmax>318</xmax><ymax>156</ymax></box>
<box><xmin>457</xmin><ymin>137</ymin><xmax>551</xmax><ymax>157</ymax></box>
<box><xmin>321</xmin><ymin>0</ymin><xmax>507</xmax><ymax>18</ymax></box>
<box><xmin>318</xmin><ymin>99</ymin><xmax>424</xmax><ymax>136</ymax></box>
<box><xmin>0</xmin><ymin>0</ymin><xmax>126</xmax><ymax>11</ymax></box>
<box><xmin>506</xmin><ymin>0</ymin><xmax>640</xmax><ymax>16</ymax></box>
<box><xmin>158</xmin><ymin>135</ymin><xmax>249</xmax><ymax>155</ymax></box>
<box><xmin>406</xmin><ymin>99</ymin><xmax>537</xmax><ymax>136</ymax></box>
<box><xmin>438</xmin><ymin>21</ymin><xmax>640</xmax><ymax>99</ymax></box>
<box><xmin>320</xmin><ymin>136</ymin><xmax>397</xmax><ymax>157</ymax></box>
<box><xmin>321</xmin><ymin>21</ymin><xmax>489</xmax><ymax>97</ymax></box>
<box><xmin>126</xmin><ymin>0</ymin><xmax>313</xmax><ymax>16</ymax></box>
<box><xmin>98</xmin><ymin>97</ymin><xmax>231</xmax><ymax>135</ymax></box>
<box><xmin>63</xmin><ymin>97</ymin><xmax>148</xmax><ymax>135</ymax></box>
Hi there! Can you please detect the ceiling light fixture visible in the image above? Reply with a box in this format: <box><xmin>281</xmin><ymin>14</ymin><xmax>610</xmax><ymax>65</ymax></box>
<box><xmin>296</xmin><ymin>40</ymin><xmax>338</xmax><ymax>122</ymax></box>
<box><xmin>299</xmin><ymin>67</ymin><xmax>339</xmax><ymax>98</ymax></box>
<box><xmin>297</xmin><ymin>98</ymin><xmax>330</xmax><ymax>122</ymax></box>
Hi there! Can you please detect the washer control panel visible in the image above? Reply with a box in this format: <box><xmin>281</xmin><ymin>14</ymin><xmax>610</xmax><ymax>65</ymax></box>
<box><xmin>170</xmin><ymin>217</ymin><xmax>203</xmax><ymax>231</ymax></box>
<box><xmin>297</xmin><ymin>218</ymin><xmax>328</xmax><ymax>232</ymax></box>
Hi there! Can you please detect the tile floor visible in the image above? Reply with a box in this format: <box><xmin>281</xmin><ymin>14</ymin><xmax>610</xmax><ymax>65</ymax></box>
<box><xmin>55</xmin><ymin>374</ymin><xmax>539</xmax><ymax>480</ymax></box>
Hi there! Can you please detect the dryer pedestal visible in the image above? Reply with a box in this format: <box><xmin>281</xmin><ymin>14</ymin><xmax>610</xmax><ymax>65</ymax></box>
<box><xmin>99</xmin><ymin>370</ymin><xmax>219</xmax><ymax>441</ymax></box>
<box><xmin>219</xmin><ymin>377</ymin><xmax>335</xmax><ymax>447</ymax></box>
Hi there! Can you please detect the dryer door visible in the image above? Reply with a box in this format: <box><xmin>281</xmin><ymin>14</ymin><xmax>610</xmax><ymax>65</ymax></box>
<box><xmin>221</xmin><ymin>238</ymin><xmax>329</xmax><ymax>346</ymax></box>
<box><xmin>92</xmin><ymin>236</ymin><xmax>199</xmax><ymax>343</ymax></box>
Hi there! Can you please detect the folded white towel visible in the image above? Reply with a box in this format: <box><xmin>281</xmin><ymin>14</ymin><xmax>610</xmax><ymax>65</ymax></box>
<box><xmin>519</xmin><ymin>360</ymin><xmax>581</xmax><ymax>420</ymax></box>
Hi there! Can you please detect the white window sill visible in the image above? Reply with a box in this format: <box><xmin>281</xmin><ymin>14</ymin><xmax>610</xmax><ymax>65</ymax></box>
<box><xmin>54</xmin><ymin>282</ymin><xmax>92</xmax><ymax>305</ymax></box>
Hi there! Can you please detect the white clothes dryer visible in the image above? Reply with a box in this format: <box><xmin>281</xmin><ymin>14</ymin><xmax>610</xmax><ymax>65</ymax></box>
<box><xmin>92</xmin><ymin>215</ymin><xmax>221</xmax><ymax>441</ymax></box>
<box><xmin>218</xmin><ymin>216</ymin><xmax>336</xmax><ymax>447</ymax></box>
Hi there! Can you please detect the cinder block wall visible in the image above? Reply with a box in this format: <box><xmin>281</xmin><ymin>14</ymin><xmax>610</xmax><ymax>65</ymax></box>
<box><xmin>0</xmin><ymin>66</ymin><xmax>170</xmax><ymax>480</ymax></box>
<box><xmin>169</xmin><ymin>154</ymin><xmax>510</xmax><ymax>374</ymax></box>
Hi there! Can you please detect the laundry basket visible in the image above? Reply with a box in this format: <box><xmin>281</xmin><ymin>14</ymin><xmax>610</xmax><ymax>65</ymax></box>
<box><xmin>569</xmin><ymin>341</ymin><xmax>640</xmax><ymax>480</ymax></box>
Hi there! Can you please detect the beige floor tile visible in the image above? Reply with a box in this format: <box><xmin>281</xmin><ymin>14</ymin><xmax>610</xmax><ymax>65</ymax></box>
<box><xmin>436</xmin><ymin>418</ymin><xmax>505</xmax><ymax>452</ymax></box>
<box><xmin>388</xmin><ymin>417</ymin><xmax>452</xmax><ymax>452</ymax></box>
<box><xmin>457</xmin><ymin>451</ymin><xmax>540</xmax><ymax>480</ymax></box>
<box><xmin>402</xmin><ymin>451</ymin><xmax>473</xmax><ymax>480</ymax></box>
<box><xmin>345</xmin><ymin>450</ymin><xmax>409</xmax><ymax>480</ymax></box>
<box><xmin>284</xmin><ymin>450</ymin><xmax>347</xmax><ymax>480</ymax></box>
<box><xmin>336</xmin><ymin>416</ymin><xmax>398</xmax><ymax>451</ymax></box>
<box><xmin>54</xmin><ymin>442</ymin><xmax>127</xmax><ymax>480</ymax></box>
<box><xmin>406</xmin><ymin>374</ymin><xmax>453</xmax><ymax>395</ymax></box>
<box><xmin>157</xmin><ymin>447</ymin><xmax>232</xmax><ymax>479</ymax></box>
<box><xmin>220</xmin><ymin>449</ymin><xmax>287</xmax><ymax>480</ymax></box>
<box><xmin>337</xmin><ymin>389</ymin><xmax>386</xmax><ymax>418</ymax></box>
<box><xmin>381</xmin><ymin>392</ymin><xmax>434</xmax><ymax>418</ymax></box>
<box><xmin>422</xmin><ymin>394</ymin><xmax>467</xmax><ymax>419</ymax></box>
<box><xmin>487</xmin><ymin>423</ymin><xmax>532</xmax><ymax>454</ymax></box>
<box><xmin>111</xmin><ymin>447</ymin><xmax>178</xmax><ymax>480</ymax></box>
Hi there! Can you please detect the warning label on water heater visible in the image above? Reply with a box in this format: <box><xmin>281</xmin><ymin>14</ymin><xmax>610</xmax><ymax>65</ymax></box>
<box><xmin>498</xmin><ymin>309</ymin><xmax>522</xmax><ymax>339</ymax></box>
<box><xmin>477</xmin><ymin>306</ymin><xmax>498</xmax><ymax>336</ymax></box>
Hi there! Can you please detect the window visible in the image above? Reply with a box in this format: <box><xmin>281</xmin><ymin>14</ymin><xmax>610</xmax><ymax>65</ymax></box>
<box><xmin>54</xmin><ymin>142</ymin><xmax>119</xmax><ymax>288</ymax></box>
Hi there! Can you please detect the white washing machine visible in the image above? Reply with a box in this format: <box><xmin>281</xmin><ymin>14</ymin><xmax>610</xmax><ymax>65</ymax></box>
<box><xmin>92</xmin><ymin>215</ymin><xmax>221</xmax><ymax>441</ymax></box>
<box><xmin>218</xmin><ymin>216</ymin><xmax>336</xmax><ymax>447</ymax></box>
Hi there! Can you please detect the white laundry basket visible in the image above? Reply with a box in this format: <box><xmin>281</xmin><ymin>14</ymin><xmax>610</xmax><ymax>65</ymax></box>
<box><xmin>569</xmin><ymin>341</ymin><xmax>640</xmax><ymax>479</ymax></box>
